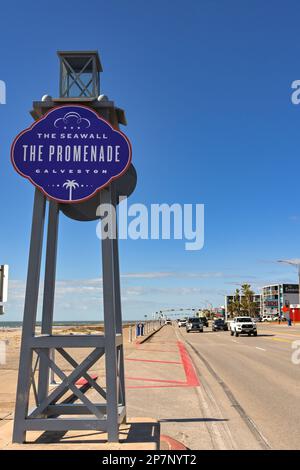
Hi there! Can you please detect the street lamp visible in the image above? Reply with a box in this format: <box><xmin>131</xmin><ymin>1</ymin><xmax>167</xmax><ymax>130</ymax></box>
<box><xmin>278</xmin><ymin>259</ymin><xmax>300</xmax><ymax>305</ymax></box>
<box><xmin>202</xmin><ymin>299</ymin><xmax>212</xmax><ymax>314</ymax></box>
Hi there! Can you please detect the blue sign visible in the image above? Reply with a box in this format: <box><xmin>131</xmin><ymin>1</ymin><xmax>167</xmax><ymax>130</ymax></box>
<box><xmin>11</xmin><ymin>105</ymin><xmax>132</xmax><ymax>203</ymax></box>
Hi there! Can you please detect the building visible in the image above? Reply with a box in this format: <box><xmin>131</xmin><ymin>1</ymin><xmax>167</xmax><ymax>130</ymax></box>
<box><xmin>290</xmin><ymin>305</ymin><xmax>300</xmax><ymax>322</ymax></box>
<box><xmin>261</xmin><ymin>284</ymin><xmax>299</xmax><ymax>317</ymax></box>
<box><xmin>212</xmin><ymin>307</ymin><xmax>225</xmax><ymax>318</ymax></box>
<box><xmin>225</xmin><ymin>294</ymin><xmax>261</xmax><ymax>319</ymax></box>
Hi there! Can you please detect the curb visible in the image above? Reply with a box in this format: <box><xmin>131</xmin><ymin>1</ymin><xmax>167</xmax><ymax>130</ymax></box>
<box><xmin>160</xmin><ymin>434</ymin><xmax>188</xmax><ymax>450</ymax></box>
<box><xmin>135</xmin><ymin>325</ymin><xmax>164</xmax><ymax>345</ymax></box>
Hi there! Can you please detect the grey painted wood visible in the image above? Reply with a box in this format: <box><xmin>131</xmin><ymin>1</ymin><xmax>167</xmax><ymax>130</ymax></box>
<box><xmin>57</xmin><ymin>348</ymin><xmax>107</xmax><ymax>399</ymax></box>
<box><xmin>24</xmin><ymin>419</ymin><xmax>108</xmax><ymax>432</ymax></box>
<box><xmin>111</xmin><ymin>183</ymin><xmax>126</xmax><ymax>410</ymax></box>
<box><xmin>37</xmin><ymin>349</ymin><xmax>105</xmax><ymax>419</ymax></box>
<box><xmin>31</xmin><ymin>335</ymin><xmax>108</xmax><ymax>348</ymax></box>
<box><xmin>12</xmin><ymin>190</ymin><xmax>46</xmax><ymax>443</ymax></box>
<box><xmin>38</xmin><ymin>201</ymin><xmax>59</xmax><ymax>406</ymax></box>
<box><xmin>101</xmin><ymin>187</ymin><xmax>119</xmax><ymax>442</ymax></box>
<box><xmin>46</xmin><ymin>404</ymin><xmax>108</xmax><ymax>415</ymax></box>
<box><xmin>29</xmin><ymin>347</ymin><xmax>103</xmax><ymax>418</ymax></box>
<box><xmin>13</xmin><ymin>63</ymin><xmax>129</xmax><ymax>439</ymax></box>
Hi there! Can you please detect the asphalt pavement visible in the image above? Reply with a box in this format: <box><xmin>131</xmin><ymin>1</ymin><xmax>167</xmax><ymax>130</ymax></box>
<box><xmin>126</xmin><ymin>322</ymin><xmax>300</xmax><ymax>450</ymax></box>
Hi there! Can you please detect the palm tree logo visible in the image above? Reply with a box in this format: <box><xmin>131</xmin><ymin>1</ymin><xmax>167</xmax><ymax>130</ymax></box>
<box><xmin>62</xmin><ymin>180</ymin><xmax>79</xmax><ymax>201</ymax></box>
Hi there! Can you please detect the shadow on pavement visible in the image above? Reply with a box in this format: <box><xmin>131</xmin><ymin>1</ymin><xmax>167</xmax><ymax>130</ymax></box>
<box><xmin>35</xmin><ymin>430</ymin><xmax>107</xmax><ymax>444</ymax></box>
<box><xmin>126</xmin><ymin>421</ymin><xmax>160</xmax><ymax>444</ymax></box>
<box><xmin>160</xmin><ymin>418</ymin><xmax>228</xmax><ymax>423</ymax></box>
<box><xmin>33</xmin><ymin>421</ymin><xmax>160</xmax><ymax>446</ymax></box>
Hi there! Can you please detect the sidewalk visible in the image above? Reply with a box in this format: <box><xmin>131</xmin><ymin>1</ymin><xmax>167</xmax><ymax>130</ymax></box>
<box><xmin>0</xmin><ymin>324</ymin><xmax>168</xmax><ymax>450</ymax></box>
<box><xmin>0</xmin><ymin>418</ymin><xmax>159</xmax><ymax>450</ymax></box>
<box><xmin>124</xmin><ymin>326</ymin><xmax>203</xmax><ymax>449</ymax></box>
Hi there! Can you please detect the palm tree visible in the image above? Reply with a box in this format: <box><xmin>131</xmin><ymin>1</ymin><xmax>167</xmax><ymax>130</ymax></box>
<box><xmin>62</xmin><ymin>180</ymin><xmax>79</xmax><ymax>201</ymax></box>
<box><xmin>228</xmin><ymin>288</ymin><xmax>241</xmax><ymax>318</ymax></box>
<box><xmin>241</xmin><ymin>283</ymin><xmax>256</xmax><ymax>317</ymax></box>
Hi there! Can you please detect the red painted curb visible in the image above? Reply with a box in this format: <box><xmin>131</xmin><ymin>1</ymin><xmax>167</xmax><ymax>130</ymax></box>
<box><xmin>160</xmin><ymin>434</ymin><xmax>188</xmax><ymax>450</ymax></box>
<box><xmin>177</xmin><ymin>341</ymin><xmax>200</xmax><ymax>387</ymax></box>
<box><xmin>75</xmin><ymin>374</ymin><xmax>98</xmax><ymax>386</ymax></box>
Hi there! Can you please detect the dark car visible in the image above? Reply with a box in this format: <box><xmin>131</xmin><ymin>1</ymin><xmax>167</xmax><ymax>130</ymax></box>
<box><xmin>212</xmin><ymin>318</ymin><xmax>228</xmax><ymax>331</ymax></box>
<box><xmin>253</xmin><ymin>317</ymin><xmax>262</xmax><ymax>323</ymax></box>
<box><xmin>186</xmin><ymin>317</ymin><xmax>203</xmax><ymax>333</ymax></box>
<box><xmin>199</xmin><ymin>317</ymin><xmax>209</xmax><ymax>327</ymax></box>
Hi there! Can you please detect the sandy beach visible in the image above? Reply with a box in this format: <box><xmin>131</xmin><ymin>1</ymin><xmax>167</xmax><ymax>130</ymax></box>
<box><xmin>0</xmin><ymin>324</ymin><xmax>134</xmax><ymax>431</ymax></box>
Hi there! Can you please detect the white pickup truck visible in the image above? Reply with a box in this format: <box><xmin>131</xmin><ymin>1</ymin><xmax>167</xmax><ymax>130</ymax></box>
<box><xmin>229</xmin><ymin>316</ymin><xmax>257</xmax><ymax>337</ymax></box>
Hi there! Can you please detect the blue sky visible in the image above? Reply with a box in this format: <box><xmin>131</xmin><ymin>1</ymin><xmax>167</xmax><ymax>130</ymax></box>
<box><xmin>1</xmin><ymin>0</ymin><xmax>300</xmax><ymax>320</ymax></box>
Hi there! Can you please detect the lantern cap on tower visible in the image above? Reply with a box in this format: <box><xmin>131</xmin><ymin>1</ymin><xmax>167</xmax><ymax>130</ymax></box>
<box><xmin>57</xmin><ymin>50</ymin><xmax>102</xmax><ymax>99</ymax></box>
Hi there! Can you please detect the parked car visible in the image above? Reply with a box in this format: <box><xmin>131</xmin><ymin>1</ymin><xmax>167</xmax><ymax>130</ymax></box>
<box><xmin>212</xmin><ymin>318</ymin><xmax>228</xmax><ymax>331</ymax></box>
<box><xmin>229</xmin><ymin>317</ymin><xmax>257</xmax><ymax>336</ymax></box>
<box><xmin>186</xmin><ymin>317</ymin><xmax>203</xmax><ymax>333</ymax></box>
<box><xmin>253</xmin><ymin>317</ymin><xmax>262</xmax><ymax>323</ymax></box>
<box><xmin>177</xmin><ymin>319</ymin><xmax>187</xmax><ymax>328</ymax></box>
<box><xmin>199</xmin><ymin>317</ymin><xmax>209</xmax><ymax>327</ymax></box>
<box><xmin>165</xmin><ymin>319</ymin><xmax>172</xmax><ymax>325</ymax></box>
<box><xmin>261</xmin><ymin>315</ymin><xmax>277</xmax><ymax>322</ymax></box>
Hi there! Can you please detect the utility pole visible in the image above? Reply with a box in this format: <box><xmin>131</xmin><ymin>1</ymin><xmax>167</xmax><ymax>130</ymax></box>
<box><xmin>278</xmin><ymin>259</ymin><xmax>300</xmax><ymax>306</ymax></box>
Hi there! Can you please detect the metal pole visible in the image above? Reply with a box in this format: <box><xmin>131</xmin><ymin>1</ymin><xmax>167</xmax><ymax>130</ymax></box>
<box><xmin>100</xmin><ymin>186</ymin><xmax>119</xmax><ymax>442</ymax></box>
<box><xmin>49</xmin><ymin>349</ymin><xmax>56</xmax><ymax>385</ymax></box>
<box><xmin>111</xmin><ymin>183</ymin><xmax>126</xmax><ymax>412</ymax></box>
<box><xmin>298</xmin><ymin>265</ymin><xmax>300</xmax><ymax>307</ymax></box>
<box><xmin>38</xmin><ymin>201</ymin><xmax>59</xmax><ymax>403</ymax></box>
<box><xmin>13</xmin><ymin>189</ymin><xmax>46</xmax><ymax>443</ymax></box>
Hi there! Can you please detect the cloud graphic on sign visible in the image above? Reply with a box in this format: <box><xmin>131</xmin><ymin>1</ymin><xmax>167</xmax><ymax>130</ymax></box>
<box><xmin>54</xmin><ymin>111</ymin><xmax>90</xmax><ymax>129</ymax></box>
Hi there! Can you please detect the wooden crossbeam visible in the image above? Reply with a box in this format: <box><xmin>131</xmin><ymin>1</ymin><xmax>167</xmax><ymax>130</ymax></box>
<box><xmin>29</xmin><ymin>347</ymin><xmax>103</xmax><ymax>418</ymax></box>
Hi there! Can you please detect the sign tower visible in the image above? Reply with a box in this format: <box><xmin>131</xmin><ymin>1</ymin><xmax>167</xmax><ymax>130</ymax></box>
<box><xmin>12</xmin><ymin>51</ymin><xmax>136</xmax><ymax>443</ymax></box>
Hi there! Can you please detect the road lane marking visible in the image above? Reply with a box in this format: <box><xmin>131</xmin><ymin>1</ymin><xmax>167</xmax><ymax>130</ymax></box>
<box><xmin>262</xmin><ymin>330</ymin><xmax>300</xmax><ymax>338</ymax></box>
<box><xmin>256</xmin><ymin>347</ymin><xmax>266</xmax><ymax>351</ymax></box>
<box><xmin>271</xmin><ymin>337</ymin><xmax>292</xmax><ymax>344</ymax></box>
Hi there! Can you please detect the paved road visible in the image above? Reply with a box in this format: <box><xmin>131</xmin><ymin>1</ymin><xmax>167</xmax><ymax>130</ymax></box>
<box><xmin>126</xmin><ymin>323</ymin><xmax>300</xmax><ymax>450</ymax></box>
<box><xmin>180</xmin><ymin>322</ymin><xmax>300</xmax><ymax>449</ymax></box>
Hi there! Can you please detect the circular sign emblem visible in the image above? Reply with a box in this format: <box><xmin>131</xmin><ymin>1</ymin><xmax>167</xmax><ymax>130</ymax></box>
<box><xmin>11</xmin><ymin>105</ymin><xmax>132</xmax><ymax>203</ymax></box>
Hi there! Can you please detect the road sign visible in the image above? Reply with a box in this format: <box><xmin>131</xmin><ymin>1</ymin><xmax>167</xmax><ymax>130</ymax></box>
<box><xmin>0</xmin><ymin>265</ymin><xmax>9</xmax><ymax>304</ymax></box>
<box><xmin>11</xmin><ymin>105</ymin><xmax>132</xmax><ymax>203</ymax></box>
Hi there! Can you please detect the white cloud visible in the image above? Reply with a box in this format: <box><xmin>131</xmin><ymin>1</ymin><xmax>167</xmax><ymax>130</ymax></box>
<box><xmin>3</xmin><ymin>270</ymin><xmax>262</xmax><ymax>321</ymax></box>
